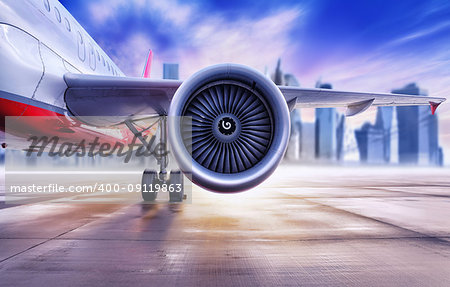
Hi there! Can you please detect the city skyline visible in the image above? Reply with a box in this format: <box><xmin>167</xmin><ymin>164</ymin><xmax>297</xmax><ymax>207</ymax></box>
<box><xmin>59</xmin><ymin>0</ymin><xmax>450</xmax><ymax>163</ymax></box>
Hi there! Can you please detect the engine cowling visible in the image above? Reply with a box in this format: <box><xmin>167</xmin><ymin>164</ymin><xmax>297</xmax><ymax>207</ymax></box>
<box><xmin>168</xmin><ymin>64</ymin><xmax>290</xmax><ymax>192</ymax></box>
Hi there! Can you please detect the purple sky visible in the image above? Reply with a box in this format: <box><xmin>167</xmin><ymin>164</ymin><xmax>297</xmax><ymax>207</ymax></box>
<box><xmin>60</xmin><ymin>0</ymin><xmax>450</xmax><ymax>163</ymax></box>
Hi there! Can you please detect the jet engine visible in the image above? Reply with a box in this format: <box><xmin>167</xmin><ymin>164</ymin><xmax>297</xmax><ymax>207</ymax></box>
<box><xmin>168</xmin><ymin>64</ymin><xmax>290</xmax><ymax>192</ymax></box>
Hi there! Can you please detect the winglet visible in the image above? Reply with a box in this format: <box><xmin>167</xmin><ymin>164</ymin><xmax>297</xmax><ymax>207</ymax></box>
<box><xmin>142</xmin><ymin>49</ymin><xmax>153</xmax><ymax>78</ymax></box>
<box><xmin>430</xmin><ymin>101</ymin><xmax>441</xmax><ymax>115</ymax></box>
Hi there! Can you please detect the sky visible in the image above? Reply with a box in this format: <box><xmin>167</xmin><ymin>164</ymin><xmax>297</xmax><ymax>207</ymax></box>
<box><xmin>59</xmin><ymin>0</ymin><xmax>450</xmax><ymax>163</ymax></box>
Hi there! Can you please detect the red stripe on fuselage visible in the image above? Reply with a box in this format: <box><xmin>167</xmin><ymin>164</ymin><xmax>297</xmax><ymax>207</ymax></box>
<box><xmin>0</xmin><ymin>97</ymin><xmax>61</xmax><ymax>132</ymax></box>
<box><xmin>0</xmin><ymin>97</ymin><xmax>134</xmax><ymax>148</ymax></box>
<box><xmin>0</xmin><ymin>97</ymin><xmax>62</xmax><ymax>116</ymax></box>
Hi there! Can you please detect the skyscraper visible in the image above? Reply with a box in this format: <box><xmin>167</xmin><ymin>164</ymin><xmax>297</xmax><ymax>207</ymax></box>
<box><xmin>393</xmin><ymin>83</ymin><xmax>441</xmax><ymax>165</ymax></box>
<box><xmin>282</xmin><ymin>71</ymin><xmax>302</xmax><ymax>161</ymax></box>
<box><xmin>355</xmin><ymin>123</ymin><xmax>385</xmax><ymax>164</ymax></box>
<box><xmin>286</xmin><ymin>109</ymin><xmax>302</xmax><ymax>161</ymax></box>
<box><xmin>374</xmin><ymin>106</ymin><xmax>394</xmax><ymax>163</ymax></box>
<box><xmin>336</xmin><ymin>114</ymin><xmax>345</xmax><ymax>161</ymax></box>
<box><xmin>163</xmin><ymin>63</ymin><xmax>179</xmax><ymax>80</ymax></box>
<box><xmin>273</xmin><ymin>59</ymin><xmax>284</xmax><ymax>85</ymax></box>
<box><xmin>300</xmin><ymin>122</ymin><xmax>316</xmax><ymax>162</ymax></box>
<box><xmin>315</xmin><ymin>82</ymin><xmax>337</xmax><ymax>160</ymax></box>
<box><xmin>284</xmin><ymin>74</ymin><xmax>300</xmax><ymax>87</ymax></box>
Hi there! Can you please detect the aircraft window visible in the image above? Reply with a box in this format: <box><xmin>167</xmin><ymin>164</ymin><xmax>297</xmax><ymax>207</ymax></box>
<box><xmin>77</xmin><ymin>31</ymin><xmax>85</xmax><ymax>61</ymax></box>
<box><xmin>43</xmin><ymin>0</ymin><xmax>50</xmax><ymax>12</ymax></box>
<box><xmin>64</xmin><ymin>18</ymin><xmax>71</xmax><ymax>32</ymax></box>
<box><xmin>96</xmin><ymin>50</ymin><xmax>100</xmax><ymax>62</ymax></box>
<box><xmin>107</xmin><ymin>62</ymin><xmax>110</xmax><ymax>71</ymax></box>
<box><xmin>101</xmin><ymin>55</ymin><xmax>105</xmax><ymax>66</ymax></box>
<box><xmin>54</xmin><ymin>7</ymin><xmax>61</xmax><ymax>23</ymax></box>
<box><xmin>89</xmin><ymin>44</ymin><xmax>96</xmax><ymax>70</ymax></box>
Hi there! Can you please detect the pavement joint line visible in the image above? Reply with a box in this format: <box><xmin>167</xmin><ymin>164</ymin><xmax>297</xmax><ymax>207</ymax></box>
<box><xmin>0</xmin><ymin>204</ymin><xmax>134</xmax><ymax>264</ymax></box>
<box><xmin>360</xmin><ymin>187</ymin><xmax>450</xmax><ymax>198</ymax></box>
<box><xmin>279</xmin><ymin>195</ymin><xmax>449</xmax><ymax>199</ymax></box>
<box><xmin>0</xmin><ymin>237</ymin><xmax>57</xmax><ymax>265</ymax></box>
<box><xmin>277</xmin><ymin>184</ymin><xmax>450</xmax><ymax>188</ymax></box>
<box><xmin>1</xmin><ymin>236</ymin><xmax>450</xmax><ymax>243</ymax></box>
<box><xmin>302</xmin><ymin>197</ymin><xmax>450</xmax><ymax>246</ymax></box>
<box><xmin>1</xmin><ymin>187</ymin><xmax>448</xmax><ymax>211</ymax></box>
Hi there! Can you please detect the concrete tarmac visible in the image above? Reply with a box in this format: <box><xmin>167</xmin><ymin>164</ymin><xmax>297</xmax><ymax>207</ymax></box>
<box><xmin>0</xmin><ymin>165</ymin><xmax>450</xmax><ymax>286</ymax></box>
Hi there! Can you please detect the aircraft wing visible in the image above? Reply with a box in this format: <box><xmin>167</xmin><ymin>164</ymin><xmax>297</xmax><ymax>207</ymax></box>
<box><xmin>280</xmin><ymin>86</ymin><xmax>446</xmax><ymax>116</ymax></box>
<box><xmin>64</xmin><ymin>73</ymin><xmax>182</xmax><ymax>125</ymax></box>
<box><xmin>64</xmin><ymin>73</ymin><xmax>446</xmax><ymax>125</ymax></box>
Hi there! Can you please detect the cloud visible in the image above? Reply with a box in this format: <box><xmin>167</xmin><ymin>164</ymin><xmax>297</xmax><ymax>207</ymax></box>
<box><xmin>88</xmin><ymin>0</ymin><xmax>193</xmax><ymax>28</ymax></box>
<box><xmin>81</xmin><ymin>0</ymin><xmax>450</xmax><ymax>163</ymax></box>
<box><xmin>87</xmin><ymin>0</ymin><xmax>301</xmax><ymax>79</ymax></box>
<box><xmin>88</xmin><ymin>0</ymin><xmax>126</xmax><ymax>25</ymax></box>
<box><xmin>385</xmin><ymin>21</ymin><xmax>450</xmax><ymax>47</ymax></box>
<box><xmin>296</xmin><ymin>32</ymin><xmax>450</xmax><ymax>163</ymax></box>
<box><xmin>108</xmin><ymin>33</ymin><xmax>154</xmax><ymax>77</ymax></box>
<box><xmin>177</xmin><ymin>8</ymin><xmax>301</xmax><ymax>78</ymax></box>
<box><xmin>147</xmin><ymin>0</ymin><xmax>193</xmax><ymax>28</ymax></box>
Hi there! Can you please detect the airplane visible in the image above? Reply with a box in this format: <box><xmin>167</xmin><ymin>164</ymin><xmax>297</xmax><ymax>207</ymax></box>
<box><xmin>0</xmin><ymin>0</ymin><xmax>446</xmax><ymax>202</ymax></box>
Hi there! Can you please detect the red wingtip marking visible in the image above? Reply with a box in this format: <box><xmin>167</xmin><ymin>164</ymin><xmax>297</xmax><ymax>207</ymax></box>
<box><xmin>430</xmin><ymin>101</ymin><xmax>441</xmax><ymax>115</ymax></box>
<box><xmin>143</xmin><ymin>49</ymin><xmax>153</xmax><ymax>78</ymax></box>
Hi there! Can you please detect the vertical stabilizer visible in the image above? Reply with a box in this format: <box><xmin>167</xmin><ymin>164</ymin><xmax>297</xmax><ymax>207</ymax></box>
<box><xmin>142</xmin><ymin>50</ymin><xmax>153</xmax><ymax>78</ymax></box>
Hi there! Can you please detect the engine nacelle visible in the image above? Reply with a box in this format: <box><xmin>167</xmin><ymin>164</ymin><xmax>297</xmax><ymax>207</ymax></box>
<box><xmin>168</xmin><ymin>64</ymin><xmax>290</xmax><ymax>192</ymax></box>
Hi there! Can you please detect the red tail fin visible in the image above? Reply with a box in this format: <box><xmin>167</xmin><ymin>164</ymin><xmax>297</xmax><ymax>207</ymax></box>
<box><xmin>142</xmin><ymin>50</ymin><xmax>153</xmax><ymax>78</ymax></box>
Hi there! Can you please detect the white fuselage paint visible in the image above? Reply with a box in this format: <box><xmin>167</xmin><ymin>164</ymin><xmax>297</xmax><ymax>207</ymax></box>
<box><xmin>0</xmin><ymin>0</ymin><xmax>124</xmax><ymax>113</ymax></box>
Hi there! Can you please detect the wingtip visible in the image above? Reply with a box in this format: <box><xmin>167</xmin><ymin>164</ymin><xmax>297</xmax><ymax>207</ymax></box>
<box><xmin>430</xmin><ymin>101</ymin><xmax>441</xmax><ymax>115</ymax></box>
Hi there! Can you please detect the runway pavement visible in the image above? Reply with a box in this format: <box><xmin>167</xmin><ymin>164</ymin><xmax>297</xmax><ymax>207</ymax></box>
<box><xmin>0</xmin><ymin>165</ymin><xmax>450</xmax><ymax>286</ymax></box>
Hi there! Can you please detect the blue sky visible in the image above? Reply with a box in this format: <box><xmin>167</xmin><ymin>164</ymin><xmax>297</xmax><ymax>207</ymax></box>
<box><xmin>59</xmin><ymin>0</ymin><xmax>450</xmax><ymax>161</ymax></box>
